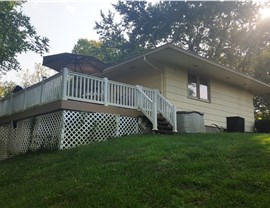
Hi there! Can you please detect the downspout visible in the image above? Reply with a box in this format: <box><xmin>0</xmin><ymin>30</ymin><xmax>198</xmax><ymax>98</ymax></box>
<box><xmin>143</xmin><ymin>56</ymin><xmax>165</xmax><ymax>94</ymax></box>
<box><xmin>143</xmin><ymin>56</ymin><xmax>177</xmax><ymax>133</ymax></box>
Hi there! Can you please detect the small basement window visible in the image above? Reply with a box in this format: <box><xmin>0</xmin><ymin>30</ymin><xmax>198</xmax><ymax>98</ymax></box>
<box><xmin>188</xmin><ymin>74</ymin><xmax>209</xmax><ymax>101</ymax></box>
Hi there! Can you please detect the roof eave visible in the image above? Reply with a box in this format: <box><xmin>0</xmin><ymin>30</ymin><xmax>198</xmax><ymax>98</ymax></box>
<box><xmin>102</xmin><ymin>44</ymin><xmax>270</xmax><ymax>95</ymax></box>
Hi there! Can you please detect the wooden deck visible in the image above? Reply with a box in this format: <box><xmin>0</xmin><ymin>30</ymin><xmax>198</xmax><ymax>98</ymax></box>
<box><xmin>0</xmin><ymin>69</ymin><xmax>177</xmax><ymax>132</ymax></box>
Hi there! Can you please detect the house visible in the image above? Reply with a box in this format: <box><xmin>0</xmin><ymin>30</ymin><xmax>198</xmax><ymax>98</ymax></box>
<box><xmin>100</xmin><ymin>44</ymin><xmax>270</xmax><ymax>132</ymax></box>
<box><xmin>0</xmin><ymin>44</ymin><xmax>269</xmax><ymax>160</ymax></box>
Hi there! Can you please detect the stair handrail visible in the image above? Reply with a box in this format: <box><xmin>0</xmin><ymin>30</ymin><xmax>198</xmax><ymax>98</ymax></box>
<box><xmin>136</xmin><ymin>85</ymin><xmax>158</xmax><ymax>131</ymax></box>
<box><xmin>156</xmin><ymin>91</ymin><xmax>177</xmax><ymax>132</ymax></box>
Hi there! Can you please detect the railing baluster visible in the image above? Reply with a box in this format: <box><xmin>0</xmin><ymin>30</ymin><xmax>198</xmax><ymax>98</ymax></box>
<box><xmin>75</xmin><ymin>76</ymin><xmax>78</xmax><ymax>98</ymax></box>
<box><xmin>119</xmin><ymin>86</ymin><xmax>122</xmax><ymax>105</ymax></box>
<box><xmin>98</xmin><ymin>80</ymin><xmax>101</xmax><ymax>101</ymax></box>
<box><xmin>124</xmin><ymin>87</ymin><xmax>127</xmax><ymax>106</ymax></box>
<box><xmin>109</xmin><ymin>82</ymin><xmax>112</xmax><ymax>103</ymax></box>
<box><xmin>80</xmin><ymin>77</ymin><xmax>83</xmax><ymax>99</ymax></box>
<box><xmin>115</xmin><ymin>85</ymin><xmax>117</xmax><ymax>104</ymax></box>
<box><xmin>104</xmin><ymin>77</ymin><xmax>108</xmax><ymax>106</ymax></box>
<box><xmin>62</xmin><ymin>68</ymin><xmax>67</xmax><ymax>99</ymax></box>
<box><xmin>67</xmin><ymin>75</ymin><xmax>70</xmax><ymax>97</ymax></box>
<box><xmin>89</xmin><ymin>79</ymin><xmax>92</xmax><ymax>100</ymax></box>
<box><xmin>71</xmin><ymin>75</ymin><xmax>74</xmax><ymax>97</ymax></box>
<box><xmin>86</xmin><ymin>77</ymin><xmax>89</xmax><ymax>99</ymax></box>
<box><xmin>113</xmin><ymin>84</ymin><xmax>116</xmax><ymax>104</ymax></box>
<box><xmin>93</xmin><ymin>79</ymin><xmax>96</xmax><ymax>101</ymax></box>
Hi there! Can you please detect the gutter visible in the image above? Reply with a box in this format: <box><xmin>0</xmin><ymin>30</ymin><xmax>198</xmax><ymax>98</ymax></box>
<box><xmin>143</xmin><ymin>56</ymin><xmax>162</xmax><ymax>73</ymax></box>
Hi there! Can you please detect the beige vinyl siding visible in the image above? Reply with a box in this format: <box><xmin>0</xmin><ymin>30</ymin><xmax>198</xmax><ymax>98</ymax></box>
<box><xmin>107</xmin><ymin>67</ymin><xmax>162</xmax><ymax>91</ymax></box>
<box><xmin>163</xmin><ymin>64</ymin><xmax>255</xmax><ymax>132</ymax></box>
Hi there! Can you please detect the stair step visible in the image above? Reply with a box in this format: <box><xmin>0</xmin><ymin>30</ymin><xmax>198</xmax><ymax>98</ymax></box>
<box><xmin>157</xmin><ymin>114</ymin><xmax>174</xmax><ymax>134</ymax></box>
<box><xmin>158</xmin><ymin>120</ymin><xmax>170</xmax><ymax>125</ymax></box>
<box><xmin>158</xmin><ymin>125</ymin><xmax>173</xmax><ymax>130</ymax></box>
<box><xmin>157</xmin><ymin>117</ymin><xmax>166</xmax><ymax>121</ymax></box>
<box><xmin>141</xmin><ymin>115</ymin><xmax>174</xmax><ymax>135</ymax></box>
<box><xmin>158</xmin><ymin>120</ymin><xmax>172</xmax><ymax>127</ymax></box>
<box><xmin>156</xmin><ymin>129</ymin><xmax>175</xmax><ymax>135</ymax></box>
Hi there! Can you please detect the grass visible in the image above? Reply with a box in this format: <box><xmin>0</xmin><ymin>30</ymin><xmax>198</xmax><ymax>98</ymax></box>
<box><xmin>1</xmin><ymin>133</ymin><xmax>270</xmax><ymax>208</ymax></box>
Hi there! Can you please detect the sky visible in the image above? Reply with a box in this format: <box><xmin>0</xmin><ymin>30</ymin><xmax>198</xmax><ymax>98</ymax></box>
<box><xmin>2</xmin><ymin>0</ymin><xmax>270</xmax><ymax>83</ymax></box>
<box><xmin>2</xmin><ymin>0</ymin><xmax>117</xmax><ymax>82</ymax></box>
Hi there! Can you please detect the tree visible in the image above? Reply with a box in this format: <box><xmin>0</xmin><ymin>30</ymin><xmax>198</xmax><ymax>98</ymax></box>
<box><xmin>72</xmin><ymin>39</ymin><xmax>105</xmax><ymax>61</ymax></box>
<box><xmin>0</xmin><ymin>64</ymin><xmax>55</xmax><ymax>98</ymax></box>
<box><xmin>0</xmin><ymin>81</ymin><xmax>16</xmax><ymax>98</ymax></box>
<box><xmin>95</xmin><ymin>1</ymin><xmax>270</xmax><ymax>70</ymax></box>
<box><xmin>95</xmin><ymin>6</ymin><xmax>149</xmax><ymax>63</ymax></box>
<box><xmin>0</xmin><ymin>1</ymin><xmax>49</xmax><ymax>75</ymax></box>
<box><xmin>253</xmin><ymin>47</ymin><xmax>270</xmax><ymax>119</ymax></box>
<box><xmin>18</xmin><ymin>64</ymin><xmax>56</xmax><ymax>88</ymax></box>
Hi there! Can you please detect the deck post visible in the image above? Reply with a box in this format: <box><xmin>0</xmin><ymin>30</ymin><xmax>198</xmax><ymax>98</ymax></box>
<box><xmin>23</xmin><ymin>90</ymin><xmax>26</xmax><ymax>110</ymax></box>
<box><xmin>103</xmin><ymin>77</ymin><xmax>108</xmax><ymax>106</ymax></box>
<box><xmin>152</xmin><ymin>102</ymin><xmax>158</xmax><ymax>131</ymax></box>
<box><xmin>154</xmin><ymin>89</ymin><xmax>159</xmax><ymax>110</ymax></box>
<box><xmin>10</xmin><ymin>93</ymin><xmax>13</xmax><ymax>115</ymax></box>
<box><xmin>172</xmin><ymin>105</ymin><xmax>178</xmax><ymax>132</ymax></box>
<box><xmin>152</xmin><ymin>89</ymin><xmax>158</xmax><ymax>131</ymax></box>
<box><xmin>136</xmin><ymin>85</ymin><xmax>142</xmax><ymax>110</ymax></box>
<box><xmin>61</xmin><ymin>68</ymin><xmax>68</xmax><ymax>100</ymax></box>
<box><xmin>39</xmin><ymin>79</ymin><xmax>44</xmax><ymax>104</ymax></box>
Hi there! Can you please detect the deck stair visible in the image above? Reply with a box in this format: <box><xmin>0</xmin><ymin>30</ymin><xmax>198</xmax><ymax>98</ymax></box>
<box><xmin>141</xmin><ymin>114</ymin><xmax>175</xmax><ymax>134</ymax></box>
<box><xmin>157</xmin><ymin>114</ymin><xmax>174</xmax><ymax>134</ymax></box>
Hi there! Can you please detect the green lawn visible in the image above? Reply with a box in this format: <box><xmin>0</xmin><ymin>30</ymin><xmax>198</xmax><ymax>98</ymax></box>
<box><xmin>1</xmin><ymin>133</ymin><xmax>270</xmax><ymax>208</ymax></box>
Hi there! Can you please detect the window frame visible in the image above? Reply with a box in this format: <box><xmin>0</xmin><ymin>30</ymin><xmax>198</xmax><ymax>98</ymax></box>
<box><xmin>187</xmin><ymin>73</ymin><xmax>210</xmax><ymax>102</ymax></box>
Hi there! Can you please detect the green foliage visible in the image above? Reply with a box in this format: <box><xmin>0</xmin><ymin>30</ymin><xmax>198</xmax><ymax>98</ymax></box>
<box><xmin>94</xmin><ymin>6</ymin><xmax>148</xmax><ymax>63</ymax></box>
<box><xmin>95</xmin><ymin>1</ymin><xmax>270</xmax><ymax>70</ymax></box>
<box><xmin>18</xmin><ymin>63</ymin><xmax>55</xmax><ymax>88</ymax></box>
<box><xmin>254</xmin><ymin>47</ymin><xmax>270</xmax><ymax>83</ymax></box>
<box><xmin>253</xmin><ymin>47</ymin><xmax>270</xmax><ymax>119</ymax></box>
<box><xmin>0</xmin><ymin>1</ymin><xmax>49</xmax><ymax>74</ymax></box>
<box><xmin>0</xmin><ymin>81</ymin><xmax>16</xmax><ymax>98</ymax></box>
<box><xmin>72</xmin><ymin>39</ymin><xmax>105</xmax><ymax>61</ymax></box>
<box><xmin>1</xmin><ymin>134</ymin><xmax>270</xmax><ymax>207</ymax></box>
<box><xmin>254</xmin><ymin>95</ymin><xmax>270</xmax><ymax>120</ymax></box>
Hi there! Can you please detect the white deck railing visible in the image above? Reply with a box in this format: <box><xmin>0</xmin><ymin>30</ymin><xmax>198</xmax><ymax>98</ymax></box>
<box><xmin>0</xmin><ymin>73</ymin><xmax>62</xmax><ymax>116</ymax></box>
<box><xmin>136</xmin><ymin>86</ymin><xmax>158</xmax><ymax>130</ymax></box>
<box><xmin>0</xmin><ymin>68</ymin><xmax>177</xmax><ymax>132</ymax></box>
<box><xmin>157</xmin><ymin>92</ymin><xmax>177</xmax><ymax>132</ymax></box>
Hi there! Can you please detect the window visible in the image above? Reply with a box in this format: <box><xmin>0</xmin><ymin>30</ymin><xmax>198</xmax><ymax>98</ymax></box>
<box><xmin>188</xmin><ymin>74</ymin><xmax>209</xmax><ymax>101</ymax></box>
<box><xmin>188</xmin><ymin>74</ymin><xmax>197</xmax><ymax>97</ymax></box>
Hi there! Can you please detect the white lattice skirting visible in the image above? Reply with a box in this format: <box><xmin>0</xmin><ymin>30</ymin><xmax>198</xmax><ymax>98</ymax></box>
<box><xmin>0</xmin><ymin>110</ymin><xmax>147</xmax><ymax>160</ymax></box>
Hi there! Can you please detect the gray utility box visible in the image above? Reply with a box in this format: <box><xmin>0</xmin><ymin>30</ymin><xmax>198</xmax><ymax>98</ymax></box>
<box><xmin>177</xmin><ymin>111</ymin><xmax>205</xmax><ymax>133</ymax></box>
